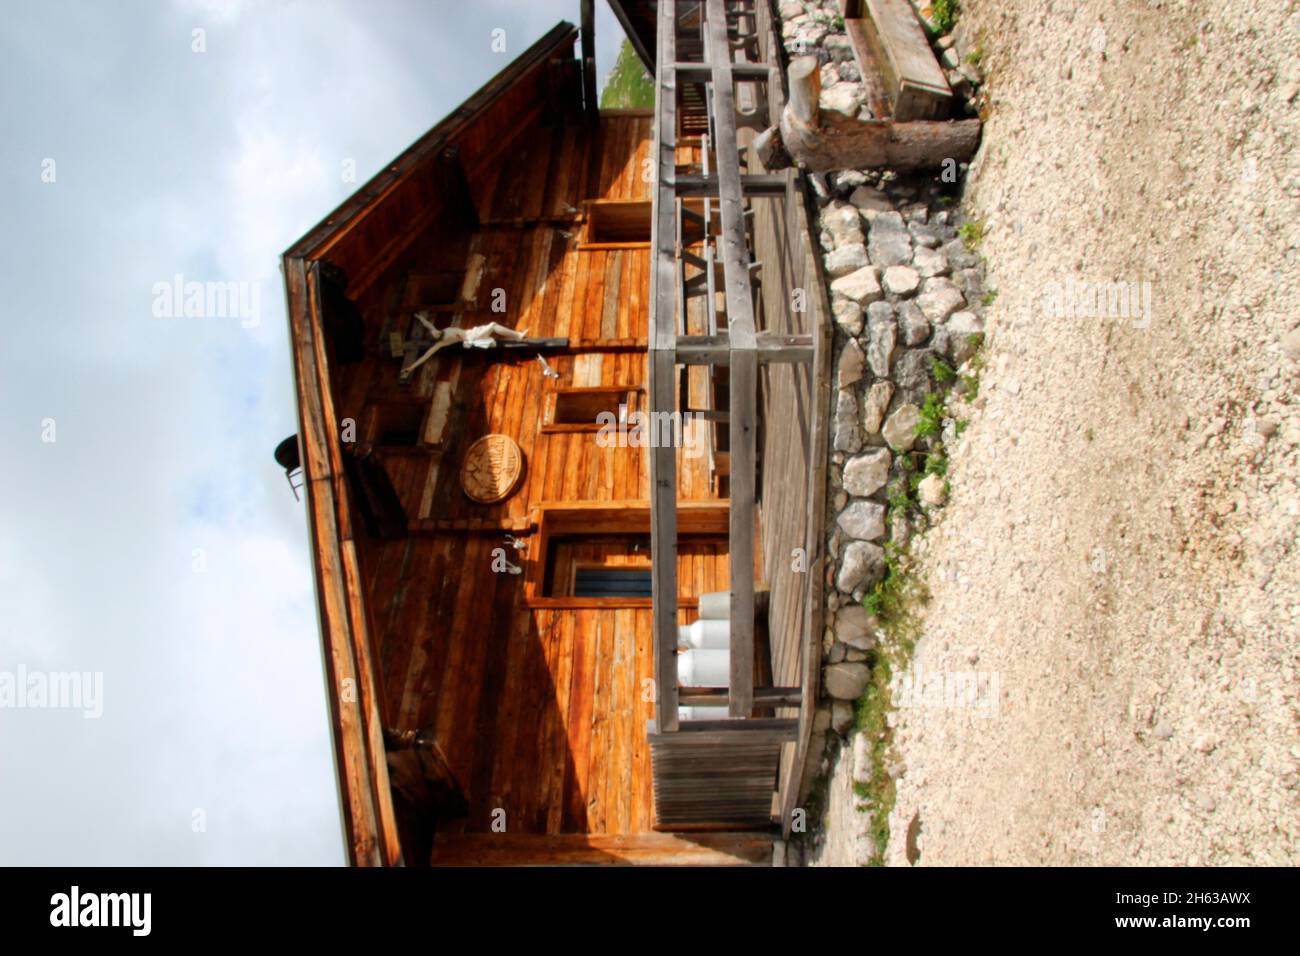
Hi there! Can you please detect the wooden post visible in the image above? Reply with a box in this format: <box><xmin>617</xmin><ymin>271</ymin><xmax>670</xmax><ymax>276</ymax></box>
<box><xmin>649</xmin><ymin>350</ymin><xmax>680</xmax><ymax>734</ymax></box>
<box><xmin>649</xmin><ymin>0</ymin><xmax>680</xmax><ymax>734</ymax></box>
<box><xmin>727</xmin><ymin>349</ymin><xmax>757</xmax><ymax>719</ymax></box>
<box><xmin>580</xmin><ymin>0</ymin><xmax>599</xmax><ymax>122</ymax></box>
<box><xmin>786</xmin><ymin>56</ymin><xmax>821</xmax><ymax>130</ymax></box>
<box><xmin>704</xmin><ymin>0</ymin><xmax>757</xmax><ymax>720</ymax></box>
<box><xmin>606</xmin><ymin>0</ymin><xmax>655</xmax><ymax>76</ymax></box>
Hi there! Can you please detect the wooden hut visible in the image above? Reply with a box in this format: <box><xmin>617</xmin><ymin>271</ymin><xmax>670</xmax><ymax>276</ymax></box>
<box><xmin>281</xmin><ymin>1</ymin><xmax>830</xmax><ymax>866</ymax></box>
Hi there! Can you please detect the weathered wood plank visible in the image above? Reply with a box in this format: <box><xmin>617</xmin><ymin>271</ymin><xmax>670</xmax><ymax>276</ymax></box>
<box><xmin>649</xmin><ymin>349</ymin><xmax>680</xmax><ymax>733</ymax></box>
<box><xmin>856</xmin><ymin>0</ymin><xmax>951</xmax><ymax>121</ymax></box>
<box><xmin>580</xmin><ymin>0</ymin><xmax>599</xmax><ymax>121</ymax></box>
<box><xmin>649</xmin><ymin>0</ymin><xmax>679</xmax><ymax>351</ymax></box>
<box><xmin>430</xmin><ymin>831</ymin><xmax>773</xmax><ymax>866</ymax></box>
<box><xmin>727</xmin><ymin>349</ymin><xmax>757</xmax><ymax>719</ymax></box>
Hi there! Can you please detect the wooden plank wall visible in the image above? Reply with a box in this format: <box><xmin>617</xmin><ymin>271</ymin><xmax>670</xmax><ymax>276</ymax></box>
<box><xmin>313</xmin><ymin>110</ymin><xmax>742</xmax><ymax>863</ymax></box>
<box><xmin>753</xmin><ymin>176</ymin><xmax>815</xmax><ymax>694</ymax></box>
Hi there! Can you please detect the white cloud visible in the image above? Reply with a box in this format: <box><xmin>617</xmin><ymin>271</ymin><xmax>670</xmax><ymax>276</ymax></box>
<box><xmin>0</xmin><ymin>0</ymin><xmax>637</xmax><ymax>865</ymax></box>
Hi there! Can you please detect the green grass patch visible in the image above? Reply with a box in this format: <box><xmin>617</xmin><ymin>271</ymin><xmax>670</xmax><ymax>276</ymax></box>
<box><xmin>915</xmin><ymin>391</ymin><xmax>946</xmax><ymax>439</ymax></box>
<box><xmin>958</xmin><ymin>342</ymin><xmax>985</xmax><ymax>398</ymax></box>
<box><xmin>931</xmin><ymin>0</ymin><xmax>960</xmax><ymax>34</ymax></box>
<box><xmin>931</xmin><ymin>355</ymin><xmax>957</xmax><ymax>385</ymax></box>
<box><xmin>958</xmin><ymin>219</ymin><xmax>984</xmax><ymax>251</ymax></box>
<box><xmin>853</xmin><ymin>550</ymin><xmax>928</xmax><ymax>864</ymax></box>
<box><xmin>600</xmin><ymin>39</ymin><xmax>655</xmax><ymax>109</ymax></box>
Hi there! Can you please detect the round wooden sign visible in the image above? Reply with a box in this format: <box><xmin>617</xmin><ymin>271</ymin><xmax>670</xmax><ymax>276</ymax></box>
<box><xmin>460</xmin><ymin>434</ymin><xmax>523</xmax><ymax>504</ymax></box>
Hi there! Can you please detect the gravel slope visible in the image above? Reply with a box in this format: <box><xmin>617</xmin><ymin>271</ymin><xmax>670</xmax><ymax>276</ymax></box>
<box><xmin>824</xmin><ymin>0</ymin><xmax>1299</xmax><ymax>866</ymax></box>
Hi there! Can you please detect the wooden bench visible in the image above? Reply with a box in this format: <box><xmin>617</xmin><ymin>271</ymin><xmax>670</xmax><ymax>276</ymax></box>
<box><xmin>842</xmin><ymin>0</ymin><xmax>952</xmax><ymax>121</ymax></box>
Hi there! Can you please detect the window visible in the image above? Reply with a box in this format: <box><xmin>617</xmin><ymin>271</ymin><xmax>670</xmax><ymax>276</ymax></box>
<box><xmin>584</xmin><ymin>200</ymin><xmax>652</xmax><ymax>246</ymax></box>
<box><xmin>543</xmin><ymin>534</ymin><xmax>651</xmax><ymax>599</ymax></box>
<box><xmin>524</xmin><ymin>505</ymin><xmax>731</xmax><ymax>606</ymax></box>
<box><xmin>543</xmin><ymin>386</ymin><xmax>639</xmax><ymax>432</ymax></box>
<box><xmin>582</xmin><ymin>199</ymin><xmax>705</xmax><ymax>248</ymax></box>
<box><xmin>368</xmin><ymin>402</ymin><xmax>426</xmax><ymax>447</ymax></box>
<box><xmin>573</xmin><ymin>567</ymin><xmax>653</xmax><ymax>598</ymax></box>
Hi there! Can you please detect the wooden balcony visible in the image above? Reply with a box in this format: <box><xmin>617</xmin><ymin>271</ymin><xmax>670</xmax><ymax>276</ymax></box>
<box><xmin>646</xmin><ymin>0</ymin><xmax>831</xmax><ymax>833</ymax></box>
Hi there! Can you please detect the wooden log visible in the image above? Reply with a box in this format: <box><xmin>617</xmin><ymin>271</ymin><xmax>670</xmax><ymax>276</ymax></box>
<box><xmin>751</xmin><ymin>125</ymin><xmax>792</xmax><ymax>171</ymax></box>
<box><xmin>786</xmin><ymin>55</ymin><xmax>821</xmax><ymax>129</ymax></box>
<box><xmin>781</xmin><ymin>50</ymin><xmax>978</xmax><ymax>170</ymax></box>
<box><xmin>783</xmin><ymin>115</ymin><xmax>982</xmax><ymax>171</ymax></box>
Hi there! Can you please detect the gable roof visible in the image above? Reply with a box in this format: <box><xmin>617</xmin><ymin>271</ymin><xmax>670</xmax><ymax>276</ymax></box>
<box><xmin>280</xmin><ymin>21</ymin><xmax>580</xmax><ymax>867</ymax></box>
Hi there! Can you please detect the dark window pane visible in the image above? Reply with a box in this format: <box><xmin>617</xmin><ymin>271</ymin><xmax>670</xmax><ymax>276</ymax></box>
<box><xmin>573</xmin><ymin>567</ymin><xmax>652</xmax><ymax>598</ymax></box>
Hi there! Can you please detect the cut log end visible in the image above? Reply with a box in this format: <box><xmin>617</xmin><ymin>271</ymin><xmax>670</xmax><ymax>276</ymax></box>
<box><xmin>787</xmin><ymin>55</ymin><xmax>822</xmax><ymax>128</ymax></box>
<box><xmin>752</xmin><ymin>126</ymin><xmax>793</xmax><ymax>172</ymax></box>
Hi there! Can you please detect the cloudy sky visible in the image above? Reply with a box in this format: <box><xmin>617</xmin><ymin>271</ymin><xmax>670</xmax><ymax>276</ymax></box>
<box><xmin>0</xmin><ymin>0</ymin><xmax>624</xmax><ymax>865</ymax></box>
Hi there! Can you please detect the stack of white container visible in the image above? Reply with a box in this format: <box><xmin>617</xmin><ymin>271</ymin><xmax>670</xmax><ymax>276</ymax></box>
<box><xmin>677</xmin><ymin>591</ymin><xmax>731</xmax><ymax>721</ymax></box>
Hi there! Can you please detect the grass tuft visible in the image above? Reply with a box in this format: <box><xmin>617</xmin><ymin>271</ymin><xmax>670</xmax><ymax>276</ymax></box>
<box><xmin>931</xmin><ymin>0</ymin><xmax>960</xmax><ymax>34</ymax></box>
<box><xmin>958</xmin><ymin>219</ymin><xmax>984</xmax><ymax>251</ymax></box>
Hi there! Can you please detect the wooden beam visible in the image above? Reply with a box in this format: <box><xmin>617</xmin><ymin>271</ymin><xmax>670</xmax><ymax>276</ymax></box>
<box><xmin>673</xmin><ymin>61</ymin><xmax>771</xmax><ymax>80</ymax></box>
<box><xmin>679</xmin><ymin>687</ymin><xmax>803</xmax><ymax>707</ymax></box>
<box><xmin>580</xmin><ymin>0</ymin><xmax>599</xmax><ymax>121</ymax></box>
<box><xmin>649</xmin><ymin>0</ymin><xmax>678</xmax><ymax>352</ymax></box>
<box><xmin>704</xmin><ymin>0</ymin><xmax>759</xmax><ymax>720</ymax></box>
<box><xmin>673</xmin><ymin>173</ymin><xmax>788</xmax><ymax>197</ymax></box>
<box><xmin>783</xmin><ymin>179</ymin><xmax>836</xmax><ymax>840</ymax></box>
<box><xmin>285</xmin><ymin>257</ymin><xmax>404</xmax><ymax>867</ymax></box>
<box><xmin>650</xmin><ymin>0</ymin><xmax>681</xmax><ymax>735</ymax></box>
<box><xmin>727</xmin><ymin>349</ymin><xmax>757</xmax><ymax>718</ymax></box>
<box><xmin>605</xmin><ymin>0</ymin><xmax>656</xmax><ymax>76</ymax></box>
<box><xmin>675</xmin><ymin>332</ymin><xmax>813</xmax><ymax>365</ymax></box>
<box><xmin>650</xmin><ymin>349</ymin><xmax>680</xmax><ymax>734</ymax></box>
<box><xmin>675</xmin><ymin>718</ymin><xmax>798</xmax><ymax>737</ymax></box>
